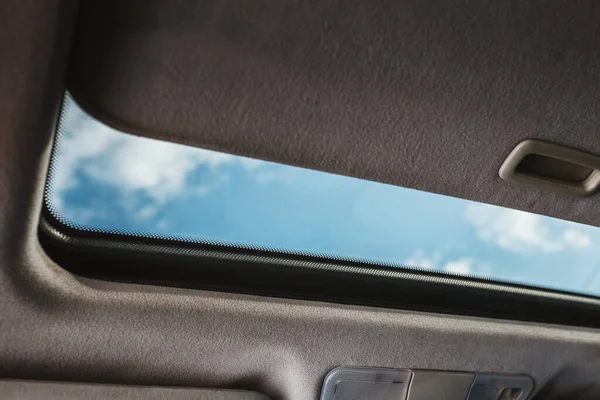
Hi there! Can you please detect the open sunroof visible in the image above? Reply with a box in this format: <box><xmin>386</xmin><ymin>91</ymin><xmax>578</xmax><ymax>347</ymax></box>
<box><xmin>44</xmin><ymin>94</ymin><xmax>600</xmax><ymax>298</ymax></box>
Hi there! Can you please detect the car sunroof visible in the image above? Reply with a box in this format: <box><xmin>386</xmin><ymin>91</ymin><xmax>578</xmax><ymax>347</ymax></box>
<box><xmin>45</xmin><ymin>94</ymin><xmax>600</xmax><ymax>297</ymax></box>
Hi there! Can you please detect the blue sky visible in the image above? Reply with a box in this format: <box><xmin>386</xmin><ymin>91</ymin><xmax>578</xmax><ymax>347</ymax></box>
<box><xmin>47</xmin><ymin>95</ymin><xmax>600</xmax><ymax>296</ymax></box>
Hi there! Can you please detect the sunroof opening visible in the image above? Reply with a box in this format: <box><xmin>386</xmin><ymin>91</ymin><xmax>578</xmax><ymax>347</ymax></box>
<box><xmin>44</xmin><ymin>94</ymin><xmax>600</xmax><ymax>297</ymax></box>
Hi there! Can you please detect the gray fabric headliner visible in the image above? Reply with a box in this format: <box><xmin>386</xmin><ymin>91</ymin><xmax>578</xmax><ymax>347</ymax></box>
<box><xmin>3</xmin><ymin>1</ymin><xmax>600</xmax><ymax>400</ymax></box>
<box><xmin>68</xmin><ymin>0</ymin><xmax>600</xmax><ymax>226</ymax></box>
<box><xmin>0</xmin><ymin>380</ymin><xmax>269</xmax><ymax>400</ymax></box>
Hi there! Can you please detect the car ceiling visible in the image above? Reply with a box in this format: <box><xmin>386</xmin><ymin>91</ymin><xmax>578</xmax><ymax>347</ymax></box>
<box><xmin>69</xmin><ymin>0</ymin><xmax>600</xmax><ymax>226</ymax></box>
<box><xmin>2</xmin><ymin>1</ymin><xmax>600</xmax><ymax>399</ymax></box>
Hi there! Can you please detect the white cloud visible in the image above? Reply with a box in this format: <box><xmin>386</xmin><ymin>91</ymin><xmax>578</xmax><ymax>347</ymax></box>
<box><xmin>563</xmin><ymin>229</ymin><xmax>591</xmax><ymax>248</ymax></box>
<box><xmin>193</xmin><ymin>186</ymin><xmax>213</xmax><ymax>197</ymax></box>
<box><xmin>80</xmin><ymin>134</ymin><xmax>229</xmax><ymax>204</ymax></box>
<box><xmin>465</xmin><ymin>203</ymin><xmax>591</xmax><ymax>254</ymax></box>
<box><xmin>238</xmin><ymin>157</ymin><xmax>264</xmax><ymax>170</ymax></box>
<box><xmin>443</xmin><ymin>258</ymin><xmax>474</xmax><ymax>275</ymax></box>
<box><xmin>157</xmin><ymin>219</ymin><xmax>170</xmax><ymax>230</ymax></box>
<box><xmin>49</xmin><ymin>120</ymin><xmax>117</xmax><ymax>209</ymax></box>
<box><xmin>255</xmin><ymin>167</ymin><xmax>302</xmax><ymax>186</ymax></box>
<box><xmin>49</xmin><ymin>96</ymin><xmax>274</xmax><ymax>222</ymax></box>
<box><xmin>135</xmin><ymin>205</ymin><xmax>159</xmax><ymax>220</ymax></box>
<box><xmin>404</xmin><ymin>252</ymin><xmax>477</xmax><ymax>276</ymax></box>
<box><xmin>403</xmin><ymin>250</ymin><xmax>441</xmax><ymax>269</ymax></box>
<box><xmin>255</xmin><ymin>171</ymin><xmax>280</xmax><ymax>185</ymax></box>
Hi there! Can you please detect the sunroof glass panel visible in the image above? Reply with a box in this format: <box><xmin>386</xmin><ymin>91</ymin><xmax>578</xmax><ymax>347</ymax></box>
<box><xmin>45</xmin><ymin>94</ymin><xmax>600</xmax><ymax>297</ymax></box>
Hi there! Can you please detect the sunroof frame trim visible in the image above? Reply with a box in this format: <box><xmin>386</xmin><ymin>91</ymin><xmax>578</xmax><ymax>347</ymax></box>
<box><xmin>39</xmin><ymin>94</ymin><xmax>600</xmax><ymax>328</ymax></box>
<box><xmin>39</xmin><ymin>213</ymin><xmax>600</xmax><ymax>329</ymax></box>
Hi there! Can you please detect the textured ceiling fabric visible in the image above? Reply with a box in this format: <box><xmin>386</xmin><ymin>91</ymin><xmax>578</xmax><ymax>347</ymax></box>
<box><xmin>68</xmin><ymin>0</ymin><xmax>600</xmax><ymax>226</ymax></box>
<box><xmin>4</xmin><ymin>2</ymin><xmax>600</xmax><ymax>400</ymax></box>
<box><xmin>0</xmin><ymin>381</ymin><xmax>269</xmax><ymax>400</ymax></box>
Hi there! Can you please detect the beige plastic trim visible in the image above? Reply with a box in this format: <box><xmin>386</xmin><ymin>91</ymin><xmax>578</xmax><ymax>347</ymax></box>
<box><xmin>407</xmin><ymin>371</ymin><xmax>475</xmax><ymax>400</ymax></box>
<box><xmin>499</xmin><ymin>140</ymin><xmax>600</xmax><ymax>197</ymax></box>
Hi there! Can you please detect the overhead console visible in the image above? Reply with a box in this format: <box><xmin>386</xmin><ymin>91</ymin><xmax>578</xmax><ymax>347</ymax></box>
<box><xmin>321</xmin><ymin>367</ymin><xmax>533</xmax><ymax>400</ymax></box>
